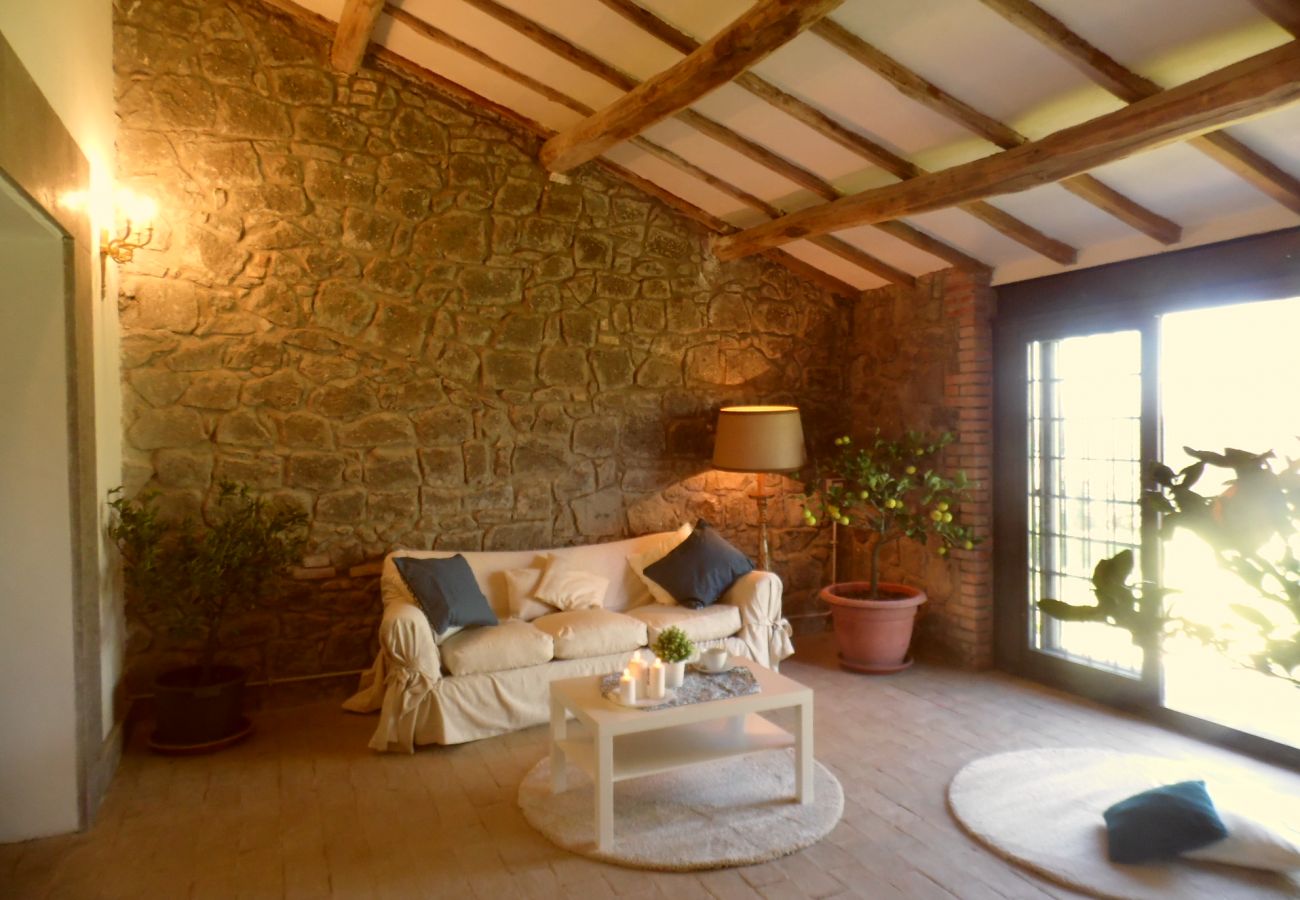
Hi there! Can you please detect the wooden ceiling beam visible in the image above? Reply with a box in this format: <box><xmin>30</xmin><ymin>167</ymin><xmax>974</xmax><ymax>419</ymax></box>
<box><xmin>1251</xmin><ymin>0</ymin><xmax>1300</xmax><ymax>37</ymax></box>
<box><xmin>538</xmin><ymin>0</ymin><xmax>844</xmax><ymax>172</ymax></box>
<box><xmin>459</xmin><ymin>0</ymin><xmax>993</xmax><ymax>272</ymax></box>
<box><xmin>390</xmin><ymin>8</ymin><xmax>901</xmax><ymax>291</ymax></box>
<box><xmin>391</xmin><ymin>8</ymin><xmax>911</xmax><ymax>288</ymax></box>
<box><xmin>982</xmin><ymin>0</ymin><xmax>1300</xmax><ymax>215</ymax></box>
<box><xmin>594</xmin><ymin>2</ymin><xmax>1079</xmax><ymax>266</ymax></box>
<box><xmin>812</xmin><ymin>17</ymin><xmax>1180</xmax><ymax>245</ymax></box>
<box><xmin>711</xmin><ymin>42</ymin><xmax>1300</xmax><ymax>261</ymax></box>
<box><xmin>330</xmin><ymin>0</ymin><xmax>385</xmax><ymax>73</ymax></box>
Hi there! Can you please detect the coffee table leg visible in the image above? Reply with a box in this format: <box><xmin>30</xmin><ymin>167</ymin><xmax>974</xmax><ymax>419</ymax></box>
<box><xmin>596</xmin><ymin>732</ymin><xmax>613</xmax><ymax>850</ymax></box>
<box><xmin>796</xmin><ymin>699</ymin><xmax>813</xmax><ymax>804</ymax></box>
<box><xmin>550</xmin><ymin>694</ymin><xmax>567</xmax><ymax>794</ymax></box>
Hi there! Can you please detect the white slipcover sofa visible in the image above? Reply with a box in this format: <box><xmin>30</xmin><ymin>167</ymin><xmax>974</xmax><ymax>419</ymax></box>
<box><xmin>343</xmin><ymin>528</ymin><xmax>795</xmax><ymax>752</ymax></box>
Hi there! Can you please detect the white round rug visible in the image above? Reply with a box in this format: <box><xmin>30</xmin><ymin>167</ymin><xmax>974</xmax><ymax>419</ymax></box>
<box><xmin>518</xmin><ymin>749</ymin><xmax>843</xmax><ymax>870</ymax></box>
<box><xmin>948</xmin><ymin>748</ymin><xmax>1299</xmax><ymax>899</ymax></box>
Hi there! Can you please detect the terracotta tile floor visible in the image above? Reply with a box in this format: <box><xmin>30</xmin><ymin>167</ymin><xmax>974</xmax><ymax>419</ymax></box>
<box><xmin>4</xmin><ymin>633</ymin><xmax>1297</xmax><ymax>899</ymax></box>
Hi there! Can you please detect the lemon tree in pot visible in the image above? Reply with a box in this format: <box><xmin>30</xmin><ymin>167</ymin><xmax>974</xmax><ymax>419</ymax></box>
<box><xmin>109</xmin><ymin>481</ymin><xmax>307</xmax><ymax>750</ymax></box>
<box><xmin>801</xmin><ymin>432</ymin><xmax>978</xmax><ymax>673</ymax></box>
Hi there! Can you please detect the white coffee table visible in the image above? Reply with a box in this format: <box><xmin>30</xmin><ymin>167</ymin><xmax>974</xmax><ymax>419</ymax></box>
<box><xmin>548</xmin><ymin>656</ymin><xmax>814</xmax><ymax>850</ymax></box>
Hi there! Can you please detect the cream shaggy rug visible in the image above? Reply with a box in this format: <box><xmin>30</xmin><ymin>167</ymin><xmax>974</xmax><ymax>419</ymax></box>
<box><xmin>948</xmin><ymin>748</ymin><xmax>1299</xmax><ymax>899</ymax></box>
<box><xmin>518</xmin><ymin>749</ymin><xmax>843</xmax><ymax>870</ymax></box>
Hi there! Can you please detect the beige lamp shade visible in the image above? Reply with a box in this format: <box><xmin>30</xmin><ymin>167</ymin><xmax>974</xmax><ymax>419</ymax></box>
<box><xmin>712</xmin><ymin>405</ymin><xmax>806</xmax><ymax>473</ymax></box>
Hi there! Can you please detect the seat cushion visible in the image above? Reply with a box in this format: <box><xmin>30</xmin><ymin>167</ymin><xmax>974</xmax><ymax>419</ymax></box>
<box><xmin>627</xmin><ymin>603</ymin><xmax>742</xmax><ymax>644</ymax></box>
<box><xmin>531</xmin><ymin>609</ymin><xmax>648</xmax><ymax>660</ymax></box>
<box><xmin>439</xmin><ymin>620</ymin><xmax>554</xmax><ymax>677</ymax></box>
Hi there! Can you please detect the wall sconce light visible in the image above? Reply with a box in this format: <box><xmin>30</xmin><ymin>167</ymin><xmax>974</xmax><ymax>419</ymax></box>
<box><xmin>101</xmin><ymin>188</ymin><xmax>157</xmax><ymax>264</ymax></box>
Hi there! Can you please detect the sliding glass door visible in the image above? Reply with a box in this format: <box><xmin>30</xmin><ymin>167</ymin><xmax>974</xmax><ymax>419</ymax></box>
<box><xmin>998</xmin><ymin>276</ymin><xmax>1300</xmax><ymax>755</ymax></box>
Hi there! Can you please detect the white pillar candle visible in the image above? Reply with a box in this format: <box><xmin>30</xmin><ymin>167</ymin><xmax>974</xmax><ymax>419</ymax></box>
<box><xmin>619</xmin><ymin>669</ymin><xmax>637</xmax><ymax>705</ymax></box>
<box><xmin>628</xmin><ymin>652</ymin><xmax>644</xmax><ymax>687</ymax></box>
<box><xmin>648</xmin><ymin>658</ymin><xmax>666</xmax><ymax>700</ymax></box>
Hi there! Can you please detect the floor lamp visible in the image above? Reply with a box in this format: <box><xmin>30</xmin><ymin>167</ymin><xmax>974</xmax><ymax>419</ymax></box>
<box><xmin>711</xmin><ymin>405</ymin><xmax>806</xmax><ymax>571</ymax></box>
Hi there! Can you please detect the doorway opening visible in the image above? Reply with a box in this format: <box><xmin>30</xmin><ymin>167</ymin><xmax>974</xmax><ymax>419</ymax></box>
<box><xmin>0</xmin><ymin>174</ymin><xmax>81</xmax><ymax>841</ymax></box>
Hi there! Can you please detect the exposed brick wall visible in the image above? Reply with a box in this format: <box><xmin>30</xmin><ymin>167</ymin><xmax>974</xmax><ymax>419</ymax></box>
<box><xmin>112</xmin><ymin>0</ymin><xmax>850</xmax><ymax>690</ymax></box>
<box><xmin>842</xmin><ymin>270</ymin><xmax>995</xmax><ymax>668</ymax></box>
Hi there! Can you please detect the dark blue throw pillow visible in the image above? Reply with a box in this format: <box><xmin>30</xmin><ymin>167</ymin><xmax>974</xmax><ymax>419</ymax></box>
<box><xmin>393</xmin><ymin>555</ymin><xmax>498</xmax><ymax>635</ymax></box>
<box><xmin>643</xmin><ymin>519</ymin><xmax>754</xmax><ymax>609</ymax></box>
<box><xmin>1102</xmin><ymin>780</ymin><xmax>1227</xmax><ymax>864</ymax></box>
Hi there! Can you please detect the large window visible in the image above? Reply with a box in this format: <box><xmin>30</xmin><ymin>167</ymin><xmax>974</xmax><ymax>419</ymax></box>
<box><xmin>995</xmin><ymin>229</ymin><xmax>1300</xmax><ymax>760</ymax></box>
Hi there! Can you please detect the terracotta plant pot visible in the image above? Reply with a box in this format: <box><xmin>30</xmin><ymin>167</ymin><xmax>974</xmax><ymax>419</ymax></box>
<box><xmin>819</xmin><ymin>581</ymin><xmax>927</xmax><ymax>674</ymax></box>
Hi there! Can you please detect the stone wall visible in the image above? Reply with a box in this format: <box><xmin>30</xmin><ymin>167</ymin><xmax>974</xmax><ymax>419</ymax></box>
<box><xmin>112</xmin><ymin>0</ymin><xmax>850</xmax><ymax>691</ymax></box>
<box><xmin>843</xmin><ymin>270</ymin><xmax>996</xmax><ymax>667</ymax></box>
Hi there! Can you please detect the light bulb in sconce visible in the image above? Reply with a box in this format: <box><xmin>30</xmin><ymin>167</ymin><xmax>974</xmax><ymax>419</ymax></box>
<box><xmin>102</xmin><ymin>187</ymin><xmax>158</xmax><ymax>264</ymax></box>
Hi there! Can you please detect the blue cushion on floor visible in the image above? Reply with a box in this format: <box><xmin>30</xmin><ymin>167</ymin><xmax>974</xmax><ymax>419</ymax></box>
<box><xmin>1103</xmin><ymin>780</ymin><xmax>1227</xmax><ymax>864</ymax></box>
<box><xmin>643</xmin><ymin>519</ymin><xmax>754</xmax><ymax>609</ymax></box>
<box><xmin>393</xmin><ymin>554</ymin><xmax>498</xmax><ymax>635</ymax></box>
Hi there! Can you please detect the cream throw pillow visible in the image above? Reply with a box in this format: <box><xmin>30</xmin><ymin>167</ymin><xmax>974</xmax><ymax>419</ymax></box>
<box><xmin>1184</xmin><ymin>785</ymin><xmax>1300</xmax><ymax>872</ymax></box>
<box><xmin>628</xmin><ymin>522</ymin><xmax>693</xmax><ymax>604</ymax></box>
<box><xmin>533</xmin><ymin>555</ymin><xmax>609</xmax><ymax>611</ymax></box>
<box><xmin>503</xmin><ymin>566</ymin><xmax>555</xmax><ymax>621</ymax></box>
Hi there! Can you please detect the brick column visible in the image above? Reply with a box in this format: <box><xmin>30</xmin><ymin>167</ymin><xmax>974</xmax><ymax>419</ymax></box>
<box><xmin>941</xmin><ymin>271</ymin><xmax>995</xmax><ymax>669</ymax></box>
<box><xmin>847</xmin><ymin>269</ymin><xmax>996</xmax><ymax>668</ymax></box>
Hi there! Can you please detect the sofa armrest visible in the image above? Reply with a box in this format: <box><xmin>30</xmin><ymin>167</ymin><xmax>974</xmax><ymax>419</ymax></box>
<box><xmin>720</xmin><ymin>570</ymin><xmax>794</xmax><ymax>669</ymax></box>
<box><xmin>348</xmin><ymin>600</ymin><xmax>442</xmax><ymax>753</ymax></box>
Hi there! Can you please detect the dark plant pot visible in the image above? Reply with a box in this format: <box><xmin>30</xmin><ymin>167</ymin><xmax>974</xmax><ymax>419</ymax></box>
<box><xmin>820</xmin><ymin>581</ymin><xmax>927</xmax><ymax>674</ymax></box>
<box><xmin>151</xmin><ymin>665</ymin><xmax>250</xmax><ymax>752</ymax></box>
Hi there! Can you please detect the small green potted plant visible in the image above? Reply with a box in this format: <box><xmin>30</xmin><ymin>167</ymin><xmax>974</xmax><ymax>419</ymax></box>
<box><xmin>1040</xmin><ymin>447</ymin><xmax>1300</xmax><ymax>686</ymax></box>
<box><xmin>653</xmin><ymin>626</ymin><xmax>695</xmax><ymax>689</ymax></box>
<box><xmin>109</xmin><ymin>481</ymin><xmax>308</xmax><ymax>750</ymax></box>
<box><xmin>801</xmin><ymin>431</ymin><xmax>979</xmax><ymax>673</ymax></box>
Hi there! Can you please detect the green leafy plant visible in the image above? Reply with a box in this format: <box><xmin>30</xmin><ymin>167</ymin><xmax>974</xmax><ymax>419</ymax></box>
<box><xmin>1039</xmin><ymin>447</ymin><xmax>1300</xmax><ymax>686</ymax></box>
<box><xmin>108</xmin><ymin>481</ymin><xmax>308</xmax><ymax>683</ymax></box>
<box><xmin>800</xmin><ymin>431</ymin><xmax>979</xmax><ymax>599</ymax></box>
<box><xmin>1038</xmin><ymin>549</ymin><xmax>1168</xmax><ymax>658</ymax></box>
<box><xmin>652</xmin><ymin>626</ymin><xmax>694</xmax><ymax>663</ymax></box>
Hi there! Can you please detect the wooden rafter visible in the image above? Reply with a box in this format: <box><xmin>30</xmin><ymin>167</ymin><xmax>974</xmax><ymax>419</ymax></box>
<box><xmin>594</xmin><ymin>0</ymin><xmax>1074</xmax><ymax>265</ymax></box>
<box><xmin>711</xmin><ymin>42</ymin><xmax>1300</xmax><ymax>261</ymax></box>
<box><xmin>540</xmin><ymin>0</ymin><xmax>843</xmax><ymax>172</ymax></box>
<box><xmin>389</xmin><ymin>6</ymin><xmax>910</xmax><ymax>288</ymax></box>
<box><xmin>458</xmin><ymin>0</ymin><xmax>996</xmax><ymax>273</ymax></box>
<box><xmin>1251</xmin><ymin>0</ymin><xmax>1300</xmax><ymax>37</ymax></box>
<box><xmin>981</xmin><ymin>0</ymin><xmax>1300</xmax><ymax>215</ymax></box>
<box><xmin>330</xmin><ymin>0</ymin><xmax>385</xmax><ymax>73</ymax></box>
<box><xmin>811</xmin><ymin>17</ymin><xmax>1181</xmax><ymax>244</ymax></box>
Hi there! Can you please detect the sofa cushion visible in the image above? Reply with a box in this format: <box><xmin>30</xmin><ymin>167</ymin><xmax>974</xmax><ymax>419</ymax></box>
<box><xmin>627</xmin><ymin>602</ymin><xmax>742</xmax><ymax>644</ymax></box>
<box><xmin>627</xmin><ymin>522</ymin><xmax>693</xmax><ymax>605</ymax></box>
<box><xmin>504</xmin><ymin>566</ymin><xmax>556</xmax><ymax>621</ymax></box>
<box><xmin>532</xmin><ymin>609</ymin><xmax>648</xmax><ymax>660</ymax></box>
<box><xmin>643</xmin><ymin>519</ymin><xmax>754</xmax><ymax>608</ymax></box>
<box><xmin>393</xmin><ymin>554</ymin><xmax>498</xmax><ymax>636</ymax></box>
<box><xmin>440</xmin><ymin>620</ymin><xmax>554</xmax><ymax>677</ymax></box>
<box><xmin>533</xmin><ymin>555</ymin><xmax>610</xmax><ymax>611</ymax></box>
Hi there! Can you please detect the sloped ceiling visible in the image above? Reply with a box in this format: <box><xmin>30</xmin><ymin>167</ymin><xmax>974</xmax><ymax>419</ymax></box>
<box><xmin>283</xmin><ymin>0</ymin><xmax>1300</xmax><ymax>289</ymax></box>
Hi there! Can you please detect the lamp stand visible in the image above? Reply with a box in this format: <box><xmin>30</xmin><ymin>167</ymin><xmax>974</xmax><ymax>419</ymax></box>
<box><xmin>750</xmin><ymin>471</ymin><xmax>775</xmax><ymax>571</ymax></box>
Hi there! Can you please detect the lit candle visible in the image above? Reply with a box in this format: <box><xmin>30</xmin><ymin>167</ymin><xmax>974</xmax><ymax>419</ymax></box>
<box><xmin>628</xmin><ymin>651</ymin><xmax>644</xmax><ymax>687</ymax></box>
<box><xmin>649</xmin><ymin>658</ymin><xmax>666</xmax><ymax>700</ymax></box>
<box><xmin>619</xmin><ymin>668</ymin><xmax>637</xmax><ymax>705</ymax></box>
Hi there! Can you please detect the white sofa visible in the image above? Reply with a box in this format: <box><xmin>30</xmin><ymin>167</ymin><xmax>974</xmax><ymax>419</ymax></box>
<box><xmin>343</xmin><ymin>529</ymin><xmax>795</xmax><ymax>752</ymax></box>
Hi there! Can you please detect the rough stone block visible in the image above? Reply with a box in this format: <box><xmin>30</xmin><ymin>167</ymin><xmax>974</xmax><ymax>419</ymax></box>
<box><xmin>287</xmin><ymin>452</ymin><xmax>347</xmax><ymax>490</ymax></box>
<box><xmin>338</xmin><ymin>413</ymin><xmax>414</xmax><ymax>448</ymax></box>
<box><xmin>128</xmin><ymin>408</ymin><xmax>208</xmax><ymax>449</ymax></box>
